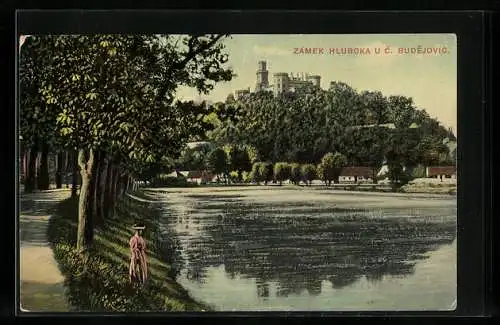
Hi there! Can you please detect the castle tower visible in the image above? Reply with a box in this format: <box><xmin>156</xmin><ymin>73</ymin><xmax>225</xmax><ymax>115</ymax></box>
<box><xmin>255</xmin><ymin>60</ymin><xmax>269</xmax><ymax>92</ymax></box>
<box><xmin>273</xmin><ymin>72</ymin><xmax>289</xmax><ymax>95</ymax></box>
<box><xmin>307</xmin><ymin>75</ymin><xmax>321</xmax><ymax>87</ymax></box>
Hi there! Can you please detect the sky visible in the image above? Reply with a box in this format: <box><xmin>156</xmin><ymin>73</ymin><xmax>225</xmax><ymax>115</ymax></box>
<box><xmin>175</xmin><ymin>34</ymin><xmax>457</xmax><ymax>132</ymax></box>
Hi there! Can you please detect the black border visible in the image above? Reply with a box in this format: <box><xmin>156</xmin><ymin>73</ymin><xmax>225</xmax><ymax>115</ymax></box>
<box><xmin>9</xmin><ymin>10</ymin><xmax>490</xmax><ymax>320</ymax></box>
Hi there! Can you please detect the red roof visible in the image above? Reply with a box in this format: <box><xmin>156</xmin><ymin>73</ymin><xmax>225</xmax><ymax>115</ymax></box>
<box><xmin>187</xmin><ymin>170</ymin><xmax>214</xmax><ymax>180</ymax></box>
<box><xmin>340</xmin><ymin>167</ymin><xmax>374</xmax><ymax>177</ymax></box>
<box><xmin>427</xmin><ymin>166</ymin><xmax>456</xmax><ymax>176</ymax></box>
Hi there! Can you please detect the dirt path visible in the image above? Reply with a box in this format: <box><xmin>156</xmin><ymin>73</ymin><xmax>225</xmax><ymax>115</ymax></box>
<box><xmin>19</xmin><ymin>189</ymin><xmax>72</xmax><ymax>312</ymax></box>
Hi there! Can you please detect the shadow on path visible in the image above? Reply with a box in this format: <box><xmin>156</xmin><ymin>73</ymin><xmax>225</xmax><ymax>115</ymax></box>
<box><xmin>19</xmin><ymin>189</ymin><xmax>72</xmax><ymax>312</ymax></box>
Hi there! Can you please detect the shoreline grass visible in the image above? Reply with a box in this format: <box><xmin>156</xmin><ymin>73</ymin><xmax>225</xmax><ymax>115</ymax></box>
<box><xmin>47</xmin><ymin>190</ymin><xmax>211</xmax><ymax>312</ymax></box>
<box><xmin>148</xmin><ymin>183</ymin><xmax>457</xmax><ymax>196</ymax></box>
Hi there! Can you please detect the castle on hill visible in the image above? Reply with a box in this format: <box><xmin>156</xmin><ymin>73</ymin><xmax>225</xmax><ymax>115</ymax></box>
<box><xmin>234</xmin><ymin>60</ymin><xmax>324</xmax><ymax>100</ymax></box>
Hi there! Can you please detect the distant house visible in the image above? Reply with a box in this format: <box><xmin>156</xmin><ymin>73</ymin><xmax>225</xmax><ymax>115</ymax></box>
<box><xmin>339</xmin><ymin>167</ymin><xmax>375</xmax><ymax>183</ymax></box>
<box><xmin>166</xmin><ymin>170</ymin><xmax>189</xmax><ymax>178</ymax></box>
<box><xmin>187</xmin><ymin>170</ymin><xmax>215</xmax><ymax>184</ymax></box>
<box><xmin>426</xmin><ymin>166</ymin><xmax>456</xmax><ymax>179</ymax></box>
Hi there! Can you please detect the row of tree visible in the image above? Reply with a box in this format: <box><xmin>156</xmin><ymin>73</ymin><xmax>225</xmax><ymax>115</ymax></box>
<box><xmin>239</xmin><ymin>152</ymin><xmax>351</xmax><ymax>186</ymax></box>
<box><xmin>20</xmin><ymin>149</ymin><xmax>80</xmax><ymax>194</ymax></box>
<box><xmin>20</xmin><ymin>34</ymin><xmax>234</xmax><ymax>252</ymax></box>
<box><xmin>178</xmin><ymin>142</ymin><xmax>411</xmax><ymax>186</ymax></box>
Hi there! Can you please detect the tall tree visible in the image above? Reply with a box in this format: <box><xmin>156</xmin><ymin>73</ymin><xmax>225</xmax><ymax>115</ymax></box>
<box><xmin>20</xmin><ymin>34</ymin><xmax>233</xmax><ymax>252</ymax></box>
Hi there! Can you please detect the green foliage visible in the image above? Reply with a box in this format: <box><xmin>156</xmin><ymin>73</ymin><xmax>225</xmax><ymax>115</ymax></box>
<box><xmin>224</xmin><ymin>144</ymin><xmax>253</xmax><ymax>174</ymax></box>
<box><xmin>273</xmin><ymin>162</ymin><xmax>291</xmax><ymax>185</ymax></box>
<box><xmin>411</xmin><ymin>164</ymin><xmax>427</xmax><ymax>179</ymax></box>
<box><xmin>251</xmin><ymin>162</ymin><xmax>264</xmax><ymax>183</ymax></box>
<box><xmin>152</xmin><ymin>176</ymin><xmax>197</xmax><ymax>188</ymax></box>
<box><xmin>20</xmin><ymin>34</ymin><xmax>234</xmax><ymax>183</ymax></box>
<box><xmin>229</xmin><ymin>171</ymin><xmax>239</xmax><ymax>183</ymax></box>
<box><xmin>317</xmin><ymin>152</ymin><xmax>347</xmax><ymax>185</ymax></box>
<box><xmin>179</xmin><ymin>145</ymin><xmax>212</xmax><ymax>171</ymax></box>
<box><xmin>258</xmin><ymin>162</ymin><xmax>274</xmax><ymax>185</ymax></box>
<box><xmin>385</xmin><ymin>149</ymin><xmax>413</xmax><ymax>189</ymax></box>
<box><xmin>242</xmin><ymin>171</ymin><xmax>252</xmax><ymax>183</ymax></box>
<box><xmin>206</xmin><ymin>147</ymin><xmax>227</xmax><ymax>175</ymax></box>
<box><xmin>290</xmin><ymin>163</ymin><xmax>302</xmax><ymax>185</ymax></box>
<box><xmin>208</xmin><ymin>80</ymin><xmax>452</xmax><ymax>169</ymax></box>
<box><xmin>301</xmin><ymin>164</ymin><xmax>317</xmax><ymax>185</ymax></box>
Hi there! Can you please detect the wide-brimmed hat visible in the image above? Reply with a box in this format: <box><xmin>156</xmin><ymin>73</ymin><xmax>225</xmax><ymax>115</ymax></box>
<box><xmin>131</xmin><ymin>224</ymin><xmax>146</xmax><ymax>230</ymax></box>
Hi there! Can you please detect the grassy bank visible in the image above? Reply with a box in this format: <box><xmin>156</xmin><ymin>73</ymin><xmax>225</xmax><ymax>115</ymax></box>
<box><xmin>401</xmin><ymin>182</ymin><xmax>457</xmax><ymax>195</ymax></box>
<box><xmin>148</xmin><ymin>183</ymin><xmax>456</xmax><ymax>195</ymax></box>
<box><xmin>47</xmin><ymin>191</ymin><xmax>211</xmax><ymax>312</ymax></box>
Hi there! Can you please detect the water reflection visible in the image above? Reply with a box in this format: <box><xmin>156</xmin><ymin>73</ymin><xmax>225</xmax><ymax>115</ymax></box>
<box><xmin>155</xmin><ymin>191</ymin><xmax>456</xmax><ymax>310</ymax></box>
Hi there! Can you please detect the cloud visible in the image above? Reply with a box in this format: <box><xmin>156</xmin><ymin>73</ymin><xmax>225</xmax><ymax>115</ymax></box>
<box><xmin>252</xmin><ymin>44</ymin><xmax>290</xmax><ymax>57</ymax></box>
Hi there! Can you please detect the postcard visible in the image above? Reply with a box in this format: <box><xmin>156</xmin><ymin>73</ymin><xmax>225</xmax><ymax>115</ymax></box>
<box><xmin>18</xmin><ymin>33</ymin><xmax>457</xmax><ymax>312</ymax></box>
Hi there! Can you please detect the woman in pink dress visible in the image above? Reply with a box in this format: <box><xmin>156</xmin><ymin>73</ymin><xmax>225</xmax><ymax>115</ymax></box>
<box><xmin>129</xmin><ymin>224</ymin><xmax>148</xmax><ymax>285</ymax></box>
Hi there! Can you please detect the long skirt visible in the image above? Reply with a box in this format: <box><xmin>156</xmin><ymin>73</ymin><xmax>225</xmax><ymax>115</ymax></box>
<box><xmin>129</xmin><ymin>253</ymin><xmax>148</xmax><ymax>284</ymax></box>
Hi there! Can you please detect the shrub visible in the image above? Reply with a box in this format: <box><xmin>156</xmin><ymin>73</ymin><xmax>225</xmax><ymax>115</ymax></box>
<box><xmin>242</xmin><ymin>171</ymin><xmax>252</xmax><ymax>183</ymax></box>
<box><xmin>290</xmin><ymin>163</ymin><xmax>302</xmax><ymax>185</ymax></box>
<box><xmin>387</xmin><ymin>162</ymin><xmax>412</xmax><ymax>190</ymax></box>
<box><xmin>411</xmin><ymin>164</ymin><xmax>426</xmax><ymax>179</ymax></box>
<box><xmin>229</xmin><ymin>171</ymin><xmax>239</xmax><ymax>183</ymax></box>
<box><xmin>153</xmin><ymin>176</ymin><xmax>196</xmax><ymax>188</ymax></box>
<box><xmin>273</xmin><ymin>162</ymin><xmax>291</xmax><ymax>185</ymax></box>
<box><xmin>206</xmin><ymin>148</ymin><xmax>227</xmax><ymax>177</ymax></box>
<box><xmin>251</xmin><ymin>162</ymin><xmax>264</xmax><ymax>184</ymax></box>
<box><xmin>301</xmin><ymin>164</ymin><xmax>316</xmax><ymax>186</ymax></box>
<box><xmin>259</xmin><ymin>162</ymin><xmax>274</xmax><ymax>185</ymax></box>
<box><xmin>317</xmin><ymin>152</ymin><xmax>347</xmax><ymax>186</ymax></box>
<box><xmin>164</xmin><ymin>297</ymin><xmax>187</xmax><ymax>312</ymax></box>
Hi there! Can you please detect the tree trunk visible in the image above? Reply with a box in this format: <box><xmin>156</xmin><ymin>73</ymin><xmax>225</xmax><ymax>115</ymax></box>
<box><xmin>112</xmin><ymin>168</ymin><xmax>118</xmax><ymax>200</ymax></box>
<box><xmin>63</xmin><ymin>151</ymin><xmax>70</xmax><ymax>188</ymax></box>
<box><xmin>120</xmin><ymin>174</ymin><xmax>126</xmax><ymax>196</ymax></box>
<box><xmin>26</xmin><ymin>143</ymin><xmax>40</xmax><ymax>193</ymax></box>
<box><xmin>55</xmin><ymin>151</ymin><xmax>63</xmax><ymax>189</ymax></box>
<box><xmin>113</xmin><ymin>168</ymin><xmax>120</xmax><ymax>200</ymax></box>
<box><xmin>71</xmin><ymin>151</ymin><xmax>79</xmax><ymax>198</ymax></box>
<box><xmin>64</xmin><ymin>150</ymin><xmax>69</xmax><ymax>172</ymax></box>
<box><xmin>21</xmin><ymin>149</ymin><xmax>27</xmax><ymax>184</ymax></box>
<box><xmin>98</xmin><ymin>153</ymin><xmax>109</xmax><ymax>224</ymax></box>
<box><xmin>37</xmin><ymin>143</ymin><xmax>50</xmax><ymax>190</ymax></box>
<box><xmin>126</xmin><ymin>175</ymin><xmax>131</xmax><ymax>192</ymax></box>
<box><xmin>25</xmin><ymin>146</ymin><xmax>38</xmax><ymax>193</ymax></box>
<box><xmin>76</xmin><ymin>149</ymin><xmax>95</xmax><ymax>252</ymax></box>
<box><xmin>105</xmin><ymin>162</ymin><xmax>114</xmax><ymax>219</ymax></box>
<box><xmin>91</xmin><ymin>151</ymin><xmax>101</xmax><ymax>227</ymax></box>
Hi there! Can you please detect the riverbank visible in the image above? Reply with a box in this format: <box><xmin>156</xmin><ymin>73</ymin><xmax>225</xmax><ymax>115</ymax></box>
<box><xmin>149</xmin><ymin>181</ymin><xmax>456</xmax><ymax>195</ymax></box>
<box><xmin>47</xmin><ymin>190</ymin><xmax>211</xmax><ymax>312</ymax></box>
<box><xmin>147</xmin><ymin>184</ymin><xmax>456</xmax><ymax>199</ymax></box>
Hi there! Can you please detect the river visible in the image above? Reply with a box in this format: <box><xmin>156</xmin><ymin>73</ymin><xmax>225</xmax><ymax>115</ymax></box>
<box><xmin>148</xmin><ymin>186</ymin><xmax>457</xmax><ymax>311</ymax></box>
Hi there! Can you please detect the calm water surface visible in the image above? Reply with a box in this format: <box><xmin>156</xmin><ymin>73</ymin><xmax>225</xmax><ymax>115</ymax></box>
<box><xmin>151</xmin><ymin>187</ymin><xmax>457</xmax><ymax>311</ymax></box>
